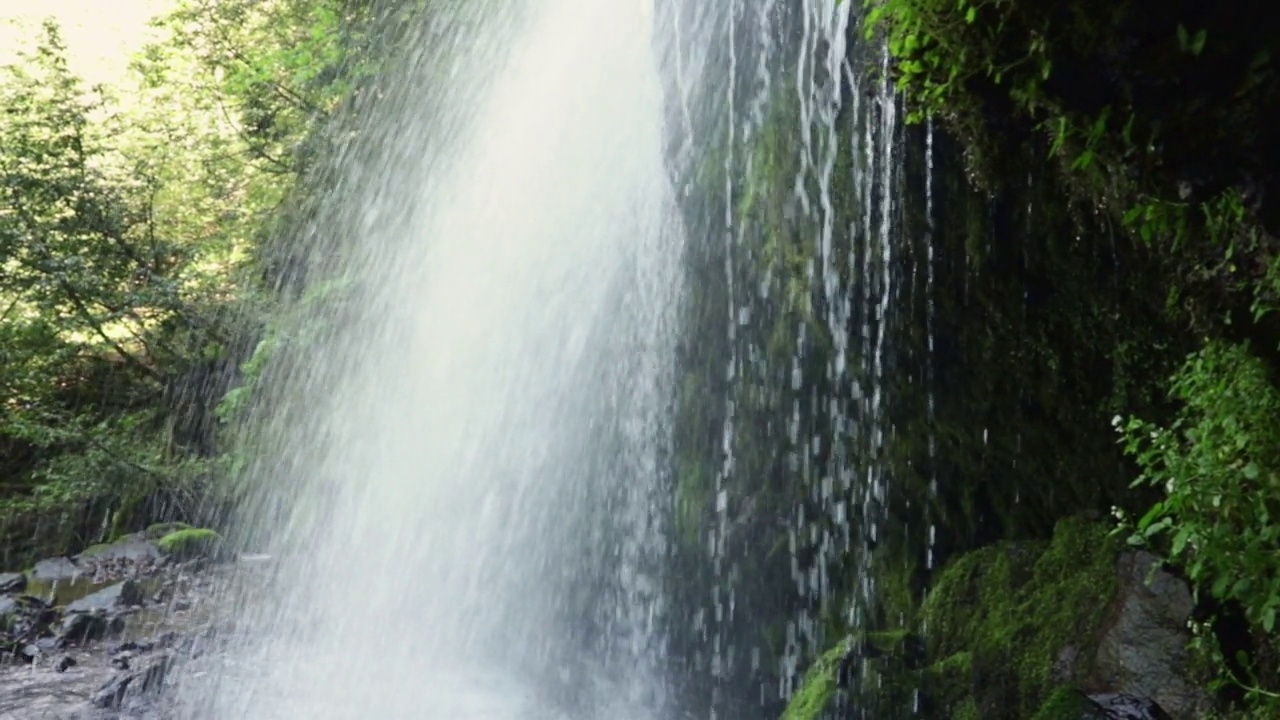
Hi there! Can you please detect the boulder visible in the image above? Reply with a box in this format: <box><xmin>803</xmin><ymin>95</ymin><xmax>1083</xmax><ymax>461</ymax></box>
<box><xmin>1035</xmin><ymin>688</ymin><xmax>1174</xmax><ymax>720</ymax></box>
<box><xmin>30</xmin><ymin>557</ymin><xmax>80</xmax><ymax>582</ymax></box>
<box><xmin>1088</xmin><ymin>693</ymin><xmax>1175</xmax><ymax>720</ymax></box>
<box><xmin>156</xmin><ymin>528</ymin><xmax>223</xmax><ymax>561</ymax></box>
<box><xmin>0</xmin><ymin>572</ymin><xmax>24</xmax><ymax>593</ymax></box>
<box><xmin>1093</xmin><ymin>552</ymin><xmax>1210</xmax><ymax>719</ymax></box>
<box><xmin>92</xmin><ymin>653</ymin><xmax>173</xmax><ymax>709</ymax></box>
<box><xmin>64</xmin><ymin>580</ymin><xmax>144</xmax><ymax>614</ymax></box>
<box><xmin>2</xmin><ymin>594</ymin><xmax>55</xmax><ymax>636</ymax></box>
<box><xmin>144</xmin><ymin>522</ymin><xmax>192</xmax><ymax>539</ymax></box>
<box><xmin>76</xmin><ymin>534</ymin><xmax>162</xmax><ymax>565</ymax></box>
<box><xmin>61</xmin><ymin>611</ymin><xmax>126</xmax><ymax>643</ymax></box>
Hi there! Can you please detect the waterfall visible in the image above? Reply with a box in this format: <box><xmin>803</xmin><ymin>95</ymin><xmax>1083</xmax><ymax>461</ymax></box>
<box><xmin>175</xmin><ymin>0</ymin><xmax>682</xmax><ymax>717</ymax></box>
<box><xmin>167</xmin><ymin>0</ymin><xmax>927</xmax><ymax>717</ymax></box>
<box><xmin>659</xmin><ymin>0</ymin><xmax>920</xmax><ymax>716</ymax></box>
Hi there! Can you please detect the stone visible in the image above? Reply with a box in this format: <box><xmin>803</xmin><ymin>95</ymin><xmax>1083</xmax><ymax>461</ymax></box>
<box><xmin>0</xmin><ymin>572</ymin><xmax>24</xmax><ymax>593</ymax></box>
<box><xmin>60</xmin><ymin>612</ymin><xmax>125</xmax><ymax>643</ymax></box>
<box><xmin>30</xmin><ymin>557</ymin><xmax>81</xmax><ymax>582</ymax></box>
<box><xmin>55</xmin><ymin>655</ymin><xmax>76</xmax><ymax>672</ymax></box>
<box><xmin>2</xmin><ymin>594</ymin><xmax>52</xmax><ymax>634</ymax></box>
<box><xmin>156</xmin><ymin>528</ymin><xmax>223</xmax><ymax>561</ymax></box>
<box><xmin>1093</xmin><ymin>552</ymin><xmax>1210</xmax><ymax>719</ymax></box>
<box><xmin>1053</xmin><ymin>645</ymin><xmax>1081</xmax><ymax>683</ymax></box>
<box><xmin>112</xmin><ymin>649</ymin><xmax>134</xmax><ymax>669</ymax></box>
<box><xmin>76</xmin><ymin>534</ymin><xmax>162</xmax><ymax>565</ymax></box>
<box><xmin>64</xmin><ymin>580</ymin><xmax>144</xmax><ymax>614</ymax></box>
<box><xmin>1087</xmin><ymin>693</ymin><xmax>1174</xmax><ymax>720</ymax></box>
<box><xmin>91</xmin><ymin>653</ymin><xmax>173</xmax><ymax>709</ymax></box>
<box><xmin>1038</xmin><ymin>688</ymin><xmax>1173</xmax><ymax>720</ymax></box>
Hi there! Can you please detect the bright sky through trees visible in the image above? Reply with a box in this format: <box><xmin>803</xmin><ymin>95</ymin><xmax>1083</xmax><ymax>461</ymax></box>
<box><xmin>0</xmin><ymin>0</ymin><xmax>171</xmax><ymax>85</ymax></box>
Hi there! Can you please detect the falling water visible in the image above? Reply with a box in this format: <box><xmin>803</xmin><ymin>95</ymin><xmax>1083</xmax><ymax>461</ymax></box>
<box><xmin>175</xmin><ymin>0</ymin><xmax>682</xmax><ymax>717</ymax></box>
<box><xmin>655</xmin><ymin>0</ymin><xmax>921</xmax><ymax>715</ymax></box>
<box><xmin>145</xmin><ymin>0</ymin><xmax>932</xmax><ymax>716</ymax></box>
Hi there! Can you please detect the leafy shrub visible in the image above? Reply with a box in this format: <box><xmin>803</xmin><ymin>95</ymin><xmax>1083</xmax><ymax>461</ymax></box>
<box><xmin>1119</xmin><ymin>341</ymin><xmax>1280</xmax><ymax>634</ymax></box>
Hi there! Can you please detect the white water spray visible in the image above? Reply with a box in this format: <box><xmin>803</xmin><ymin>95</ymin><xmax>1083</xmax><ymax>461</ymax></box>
<box><xmin>177</xmin><ymin>0</ymin><xmax>682</xmax><ymax>717</ymax></box>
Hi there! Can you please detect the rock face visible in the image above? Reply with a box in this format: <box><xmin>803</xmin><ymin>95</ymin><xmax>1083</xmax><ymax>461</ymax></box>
<box><xmin>91</xmin><ymin>653</ymin><xmax>174</xmax><ymax>710</ymax></box>
<box><xmin>64</xmin><ymin>580</ymin><xmax>144</xmax><ymax>615</ymax></box>
<box><xmin>30</xmin><ymin>557</ymin><xmax>81</xmax><ymax>582</ymax></box>
<box><xmin>1039</xmin><ymin>688</ymin><xmax>1176</xmax><ymax>720</ymax></box>
<box><xmin>1087</xmin><ymin>692</ymin><xmax>1176</xmax><ymax>720</ymax></box>
<box><xmin>51</xmin><ymin>580</ymin><xmax>144</xmax><ymax>644</ymax></box>
<box><xmin>61</xmin><ymin>611</ymin><xmax>126</xmax><ymax>643</ymax></box>
<box><xmin>1093</xmin><ymin>552</ymin><xmax>1209</xmax><ymax>719</ymax></box>
<box><xmin>784</xmin><ymin>521</ymin><xmax>1213</xmax><ymax>720</ymax></box>
<box><xmin>0</xmin><ymin>572</ymin><xmax>24</xmax><ymax>593</ymax></box>
<box><xmin>77</xmin><ymin>535</ymin><xmax>163</xmax><ymax>565</ymax></box>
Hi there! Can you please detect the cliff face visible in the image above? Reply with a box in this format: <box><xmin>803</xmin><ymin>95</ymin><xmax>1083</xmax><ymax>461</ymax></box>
<box><xmin>658</xmin><ymin>0</ymin><xmax>1280</xmax><ymax>717</ymax></box>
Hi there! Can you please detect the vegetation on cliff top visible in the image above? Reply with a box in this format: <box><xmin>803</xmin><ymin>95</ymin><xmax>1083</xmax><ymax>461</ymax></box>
<box><xmin>863</xmin><ymin>0</ymin><xmax>1280</xmax><ymax>711</ymax></box>
<box><xmin>0</xmin><ymin>0</ymin><xmax>387</xmax><ymax>565</ymax></box>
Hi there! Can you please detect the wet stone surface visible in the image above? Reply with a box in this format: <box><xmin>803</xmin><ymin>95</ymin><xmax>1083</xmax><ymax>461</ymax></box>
<box><xmin>0</xmin><ymin>538</ymin><xmax>258</xmax><ymax>719</ymax></box>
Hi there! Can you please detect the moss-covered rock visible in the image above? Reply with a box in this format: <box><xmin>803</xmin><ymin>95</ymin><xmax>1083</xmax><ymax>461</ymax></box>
<box><xmin>922</xmin><ymin>517</ymin><xmax>1122</xmax><ymax>718</ymax></box>
<box><xmin>1033</xmin><ymin>688</ymin><xmax>1097</xmax><ymax>720</ymax></box>
<box><xmin>145</xmin><ymin>521</ymin><xmax>193</xmax><ymax>540</ymax></box>
<box><xmin>157</xmin><ymin>528</ymin><xmax>222</xmax><ymax>561</ymax></box>
<box><xmin>781</xmin><ymin>640</ymin><xmax>850</xmax><ymax>720</ymax></box>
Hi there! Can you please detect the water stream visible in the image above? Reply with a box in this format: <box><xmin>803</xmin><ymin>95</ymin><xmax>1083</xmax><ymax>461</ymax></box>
<box><xmin>175</xmin><ymin>0</ymin><xmax>682</xmax><ymax>717</ymax></box>
<box><xmin>170</xmin><ymin>0</ymin><xmax>918</xmax><ymax>718</ymax></box>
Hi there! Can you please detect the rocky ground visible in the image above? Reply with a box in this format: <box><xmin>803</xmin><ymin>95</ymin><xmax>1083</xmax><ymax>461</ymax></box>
<box><xmin>0</xmin><ymin>531</ymin><xmax>259</xmax><ymax>719</ymax></box>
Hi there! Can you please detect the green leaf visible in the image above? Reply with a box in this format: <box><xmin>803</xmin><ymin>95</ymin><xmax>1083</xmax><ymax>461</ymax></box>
<box><xmin>1137</xmin><ymin>501</ymin><xmax>1165</xmax><ymax>531</ymax></box>
<box><xmin>1191</xmin><ymin>29</ymin><xmax>1208</xmax><ymax>56</ymax></box>
<box><xmin>1170</xmin><ymin>526</ymin><xmax>1192</xmax><ymax>556</ymax></box>
<box><xmin>1213</xmin><ymin>574</ymin><xmax>1232</xmax><ymax>598</ymax></box>
<box><xmin>1071</xmin><ymin>149</ymin><xmax>1095</xmax><ymax>171</ymax></box>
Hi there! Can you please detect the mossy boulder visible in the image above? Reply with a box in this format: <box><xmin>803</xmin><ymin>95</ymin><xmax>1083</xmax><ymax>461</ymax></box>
<box><xmin>1</xmin><ymin>595</ymin><xmax>18</xmax><ymax>632</ymax></box>
<box><xmin>921</xmin><ymin>517</ymin><xmax>1123</xmax><ymax>718</ymax></box>
<box><xmin>75</xmin><ymin>532</ymin><xmax>162</xmax><ymax>564</ymax></box>
<box><xmin>145</xmin><ymin>522</ymin><xmax>193</xmax><ymax>540</ymax></box>
<box><xmin>780</xmin><ymin>640</ymin><xmax>850</xmax><ymax>720</ymax></box>
<box><xmin>156</xmin><ymin>528</ymin><xmax>222</xmax><ymax>561</ymax></box>
<box><xmin>1033</xmin><ymin>688</ymin><xmax>1097</xmax><ymax>720</ymax></box>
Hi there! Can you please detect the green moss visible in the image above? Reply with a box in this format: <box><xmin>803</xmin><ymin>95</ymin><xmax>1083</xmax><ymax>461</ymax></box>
<box><xmin>1033</xmin><ymin>687</ymin><xmax>1094</xmax><ymax>720</ymax></box>
<box><xmin>157</xmin><ymin>528</ymin><xmax>222</xmax><ymax>560</ymax></box>
<box><xmin>921</xmin><ymin>517</ymin><xmax>1121</xmax><ymax>717</ymax></box>
<box><xmin>145</xmin><ymin>521</ymin><xmax>192</xmax><ymax>539</ymax></box>
<box><xmin>926</xmin><ymin>650</ymin><xmax>974</xmax><ymax>709</ymax></box>
<box><xmin>77</xmin><ymin>542</ymin><xmax>115</xmax><ymax>557</ymax></box>
<box><xmin>781</xmin><ymin>640</ymin><xmax>849</xmax><ymax>720</ymax></box>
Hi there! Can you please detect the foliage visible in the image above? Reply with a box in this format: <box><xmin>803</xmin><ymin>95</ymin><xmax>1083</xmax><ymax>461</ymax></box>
<box><xmin>0</xmin><ymin>0</ymin><xmax>380</xmax><ymax>564</ymax></box>
<box><xmin>865</xmin><ymin>0</ymin><xmax>1280</xmax><ymax>318</ymax></box>
<box><xmin>0</xmin><ymin>21</ymin><xmax>227</xmax><ymax>556</ymax></box>
<box><xmin>864</xmin><ymin>0</ymin><xmax>1280</xmax><ymax>709</ymax></box>
<box><xmin>1119</xmin><ymin>341</ymin><xmax>1280</xmax><ymax>700</ymax></box>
